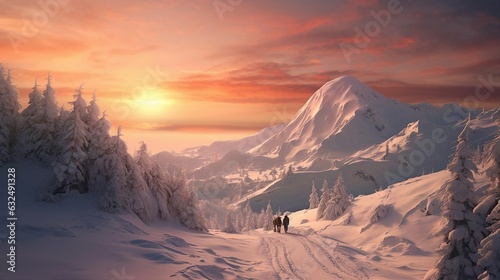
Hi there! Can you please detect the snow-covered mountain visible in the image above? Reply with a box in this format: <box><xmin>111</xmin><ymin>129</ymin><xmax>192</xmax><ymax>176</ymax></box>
<box><xmin>192</xmin><ymin>76</ymin><xmax>500</xmax><ymax>211</ymax></box>
<box><xmin>250</xmin><ymin>75</ymin><xmax>469</xmax><ymax>163</ymax></box>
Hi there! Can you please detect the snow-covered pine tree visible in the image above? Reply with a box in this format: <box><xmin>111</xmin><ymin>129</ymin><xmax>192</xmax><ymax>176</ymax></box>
<box><xmin>309</xmin><ymin>180</ymin><xmax>319</xmax><ymax>209</ymax></box>
<box><xmin>36</xmin><ymin>74</ymin><xmax>59</xmax><ymax>162</ymax></box>
<box><xmin>316</xmin><ymin>179</ymin><xmax>330</xmax><ymax>220</ymax></box>
<box><xmin>0</xmin><ymin>68</ymin><xmax>20</xmax><ymax>165</ymax></box>
<box><xmin>50</xmin><ymin>106</ymin><xmax>89</xmax><ymax>194</ymax></box>
<box><xmin>222</xmin><ymin>212</ymin><xmax>237</xmax><ymax>233</ymax></box>
<box><xmin>263</xmin><ymin>201</ymin><xmax>274</xmax><ymax>230</ymax></box>
<box><xmin>210</xmin><ymin>213</ymin><xmax>220</xmax><ymax>230</ymax></box>
<box><xmin>258</xmin><ymin>207</ymin><xmax>265</xmax><ymax>228</ymax></box>
<box><xmin>53</xmin><ymin>105</ymin><xmax>71</xmax><ymax>159</ymax></box>
<box><xmin>425</xmin><ymin>124</ymin><xmax>487</xmax><ymax>280</ymax></box>
<box><xmin>235</xmin><ymin>212</ymin><xmax>244</xmax><ymax>232</ymax></box>
<box><xmin>323</xmin><ymin>176</ymin><xmax>351</xmax><ymax>220</ymax></box>
<box><xmin>84</xmin><ymin>90</ymin><xmax>100</xmax><ymax>126</ymax></box>
<box><xmin>168</xmin><ymin>170</ymin><xmax>207</xmax><ymax>231</ymax></box>
<box><xmin>16</xmin><ymin>80</ymin><xmax>43</xmax><ymax>159</ymax></box>
<box><xmin>72</xmin><ymin>84</ymin><xmax>87</xmax><ymax>121</ymax></box>
<box><xmin>100</xmin><ymin>129</ymin><xmax>129</xmax><ymax>214</ymax></box>
<box><xmin>245</xmin><ymin>207</ymin><xmax>256</xmax><ymax>231</ymax></box>
<box><xmin>99</xmin><ymin>127</ymin><xmax>155</xmax><ymax>222</ymax></box>
<box><xmin>87</xmin><ymin>112</ymin><xmax>112</xmax><ymax>192</ymax></box>
<box><xmin>53</xmin><ymin>86</ymin><xmax>92</xmax><ymax>193</ymax></box>
<box><xmin>135</xmin><ymin>142</ymin><xmax>153</xmax><ymax>187</ymax></box>
<box><xmin>241</xmin><ymin>200</ymin><xmax>254</xmax><ymax>230</ymax></box>
<box><xmin>150</xmin><ymin>162</ymin><xmax>172</xmax><ymax>220</ymax></box>
<box><xmin>3</xmin><ymin>69</ymin><xmax>21</xmax><ymax>124</ymax></box>
<box><xmin>476</xmin><ymin>133</ymin><xmax>500</xmax><ymax>279</ymax></box>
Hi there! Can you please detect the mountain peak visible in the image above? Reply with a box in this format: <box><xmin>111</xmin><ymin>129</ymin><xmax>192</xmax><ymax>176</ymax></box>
<box><xmin>318</xmin><ymin>75</ymin><xmax>381</xmax><ymax>102</ymax></box>
<box><xmin>331</xmin><ymin>75</ymin><xmax>363</xmax><ymax>85</ymax></box>
<box><xmin>250</xmin><ymin>76</ymin><xmax>400</xmax><ymax>159</ymax></box>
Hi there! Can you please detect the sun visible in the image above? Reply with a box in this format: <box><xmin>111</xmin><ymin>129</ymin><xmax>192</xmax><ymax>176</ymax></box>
<box><xmin>133</xmin><ymin>90</ymin><xmax>176</xmax><ymax>116</ymax></box>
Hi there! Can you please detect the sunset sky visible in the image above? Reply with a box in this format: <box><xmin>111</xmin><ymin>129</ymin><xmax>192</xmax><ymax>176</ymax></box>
<box><xmin>1</xmin><ymin>0</ymin><xmax>499</xmax><ymax>153</ymax></box>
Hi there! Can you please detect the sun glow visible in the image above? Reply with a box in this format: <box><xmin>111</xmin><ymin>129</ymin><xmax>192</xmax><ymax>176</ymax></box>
<box><xmin>132</xmin><ymin>90</ymin><xmax>176</xmax><ymax>117</ymax></box>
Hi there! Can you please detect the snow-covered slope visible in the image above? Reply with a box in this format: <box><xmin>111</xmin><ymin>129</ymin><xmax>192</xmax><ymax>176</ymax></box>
<box><xmin>5</xmin><ymin>159</ymin><xmax>490</xmax><ymax>279</ymax></box>
<box><xmin>285</xmin><ymin>171</ymin><xmax>451</xmax><ymax>279</ymax></box>
<box><xmin>0</xmin><ymin>161</ymin><xmax>266</xmax><ymax>280</ymax></box>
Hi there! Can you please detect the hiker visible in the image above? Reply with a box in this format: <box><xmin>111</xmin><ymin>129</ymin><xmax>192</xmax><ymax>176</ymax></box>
<box><xmin>283</xmin><ymin>215</ymin><xmax>289</xmax><ymax>233</ymax></box>
<box><xmin>273</xmin><ymin>216</ymin><xmax>278</xmax><ymax>232</ymax></box>
<box><xmin>276</xmin><ymin>216</ymin><xmax>282</xmax><ymax>233</ymax></box>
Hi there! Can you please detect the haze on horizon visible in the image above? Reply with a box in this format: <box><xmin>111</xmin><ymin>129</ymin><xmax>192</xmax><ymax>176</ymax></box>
<box><xmin>1</xmin><ymin>0</ymin><xmax>499</xmax><ymax>152</ymax></box>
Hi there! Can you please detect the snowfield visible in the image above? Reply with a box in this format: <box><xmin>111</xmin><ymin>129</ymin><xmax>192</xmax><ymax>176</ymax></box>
<box><xmin>3</xmin><ymin>160</ymin><xmax>488</xmax><ymax>279</ymax></box>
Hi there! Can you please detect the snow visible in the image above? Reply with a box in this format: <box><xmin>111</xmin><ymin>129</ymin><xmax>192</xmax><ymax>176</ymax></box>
<box><xmin>0</xmin><ymin>160</ymin><xmax>462</xmax><ymax>280</ymax></box>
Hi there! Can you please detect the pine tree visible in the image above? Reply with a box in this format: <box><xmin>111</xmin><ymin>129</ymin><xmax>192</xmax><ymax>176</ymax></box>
<box><xmin>246</xmin><ymin>213</ymin><xmax>256</xmax><ymax>231</ymax></box>
<box><xmin>309</xmin><ymin>180</ymin><xmax>319</xmax><ymax>209</ymax></box>
<box><xmin>316</xmin><ymin>179</ymin><xmax>330</xmax><ymax>220</ymax></box>
<box><xmin>0</xmin><ymin>68</ymin><xmax>20</xmax><ymax>165</ymax></box>
<box><xmin>222</xmin><ymin>213</ymin><xmax>237</xmax><ymax>233</ymax></box>
<box><xmin>72</xmin><ymin>84</ymin><xmax>87</xmax><ymax>121</ymax></box>
<box><xmin>263</xmin><ymin>201</ymin><xmax>274</xmax><ymax>230</ymax></box>
<box><xmin>477</xmin><ymin>134</ymin><xmax>500</xmax><ymax>279</ymax></box>
<box><xmin>245</xmin><ymin>205</ymin><xmax>256</xmax><ymax>231</ymax></box>
<box><xmin>100</xmin><ymin>128</ymin><xmax>154</xmax><ymax>221</ymax></box>
<box><xmin>36</xmin><ymin>74</ymin><xmax>59</xmax><ymax>162</ymax></box>
<box><xmin>100</xmin><ymin>129</ymin><xmax>129</xmax><ymax>214</ymax></box>
<box><xmin>210</xmin><ymin>214</ymin><xmax>220</xmax><ymax>230</ymax></box>
<box><xmin>16</xmin><ymin>80</ymin><xmax>43</xmax><ymax>159</ymax></box>
<box><xmin>323</xmin><ymin>176</ymin><xmax>351</xmax><ymax>220</ymax></box>
<box><xmin>85</xmin><ymin>91</ymin><xmax>100</xmax><ymax>126</ymax></box>
<box><xmin>258</xmin><ymin>207</ymin><xmax>266</xmax><ymax>228</ymax></box>
<box><xmin>87</xmin><ymin>112</ymin><xmax>112</xmax><ymax>192</ymax></box>
<box><xmin>50</xmin><ymin>108</ymin><xmax>88</xmax><ymax>194</ymax></box>
<box><xmin>168</xmin><ymin>170</ymin><xmax>207</xmax><ymax>231</ymax></box>
<box><xmin>52</xmin><ymin>87</ymin><xmax>89</xmax><ymax>189</ymax></box>
<box><xmin>425</xmin><ymin>124</ymin><xmax>487</xmax><ymax>280</ymax></box>
<box><xmin>135</xmin><ymin>142</ymin><xmax>153</xmax><ymax>187</ymax></box>
<box><xmin>150</xmin><ymin>162</ymin><xmax>172</xmax><ymax>220</ymax></box>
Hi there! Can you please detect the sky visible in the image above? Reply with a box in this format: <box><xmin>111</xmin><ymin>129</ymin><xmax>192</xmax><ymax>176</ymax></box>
<box><xmin>1</xmin><ymin>0</ymin><xmax>499</xmax><ymax>153</ymax></box>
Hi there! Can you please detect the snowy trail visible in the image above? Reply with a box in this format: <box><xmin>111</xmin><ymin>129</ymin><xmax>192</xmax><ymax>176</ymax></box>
<box><xmin>259</xmin><ymin>228</ymin><xmax>368</xmax><ymax>280</ymax></box>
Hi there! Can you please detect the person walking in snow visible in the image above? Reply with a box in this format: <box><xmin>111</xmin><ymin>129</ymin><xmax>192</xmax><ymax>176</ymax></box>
<box><xmin>283</xmin><ymin>215</ymin><xmax>289</xmax><ymax>233</ymax></box>
<box><xmin>276</xmin><ymin>216</ymin><xmax>282</xmax><ymax>233</ymax></box>
<box><xmin>273</xmin><ymin>216</ymin><xmax>278</xmax><ymax>232</ymax></box>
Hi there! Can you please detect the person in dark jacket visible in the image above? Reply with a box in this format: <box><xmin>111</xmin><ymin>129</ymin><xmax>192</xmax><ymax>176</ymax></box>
<box><xmin>276</xmin><ymin>216</ymin><xmax>282</xmax><ymax>233</ymax></box>
<box><xmin>283</xmin><ymin>215</ymin><xmax>290</xmax><ymax>233</ymax></box>
<box><xmin>273</xmin><ymin>216</ymin><xmax>278</xmax><ymax>232</ymax></box>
